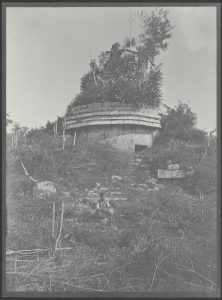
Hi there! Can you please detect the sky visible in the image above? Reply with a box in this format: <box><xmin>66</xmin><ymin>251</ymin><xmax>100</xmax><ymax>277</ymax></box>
<box><xmin>6</xmin><ymin>6</ymin><xmax>217</xmax><ymax>132</ymax></box>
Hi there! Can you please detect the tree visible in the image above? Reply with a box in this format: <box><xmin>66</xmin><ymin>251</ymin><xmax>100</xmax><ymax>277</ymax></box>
<box><xmin>6</xmin><ymin>113</ymin><xmax>13</xmax><ymax>127</ymax></box>
<box><xmin>139</xmin><ymin>8</ymin><xmax>173</xmax><ymax>61</ymax></box>
<box><xmin>160</xmin><ymin>102</ymin><xmax>207</xmax><ymax>144</ymax></box>
<box><xmin>11</xmin><ymin>122</ymin><xmax>21</xmax><ymax>149</ymax></box>
<box><xmin>20</xmin><ymin>127</ymin><xmax>29</xmax><ymax>143</ymax></box>
<box><xmin>45</xmin><ymin>121</ymin><xmax>54</xmax><ymax>135</ymax></box>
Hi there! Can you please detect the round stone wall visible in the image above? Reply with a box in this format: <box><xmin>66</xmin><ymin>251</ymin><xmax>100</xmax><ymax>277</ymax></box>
<box><xmin>65</xmin><ymin>102</ymin><xmax>161</xmax><ymax>151</ymax></box>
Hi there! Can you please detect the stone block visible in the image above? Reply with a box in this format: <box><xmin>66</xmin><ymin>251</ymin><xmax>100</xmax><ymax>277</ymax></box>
<box><xmin>167</xmin><ymin>164</ymin><xmax>180</xmax><ymax>170</ymax></box>
<box><xmin>157</xmin><ymin>169</ymin><xmax>185</xmax><ymax>179</ymax></box>
<box><xmin>112</xmin><ymin>175</ymin><xmax>122</xmax><ymax>181</ymax></box>
<box><xmin>33</xmin><ymin>181</ymin><xmax>56</xmax><ymax>199</ymax></box>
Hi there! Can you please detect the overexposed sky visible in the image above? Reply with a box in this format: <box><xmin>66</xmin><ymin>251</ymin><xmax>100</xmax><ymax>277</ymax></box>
<box><xmin>6</xmin><ymin>6</ymin><xmax>217</xmax><ymax>131</ymax></box>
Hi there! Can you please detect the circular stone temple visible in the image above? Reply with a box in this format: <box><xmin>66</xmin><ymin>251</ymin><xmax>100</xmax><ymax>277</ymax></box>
<box><xmin>65</xmin><ymin>102</ymin><xmax>161</xmax><ymax>152</ymax></box>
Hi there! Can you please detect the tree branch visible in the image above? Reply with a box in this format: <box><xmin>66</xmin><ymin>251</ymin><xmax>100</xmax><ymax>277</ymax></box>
<box><xmin>21</xmin><ymin>162</ymin><xmax>38</xmax><ymax>183</ymax></box>
<box><xmin>149</xmin><ymin>253</ymin><xmax>172</xmax><ymax>292</ymax></box>
<box><xmin>175</xmin><ymin>263</ymin><xmax>217</xmax><ymax>287</ymax></box>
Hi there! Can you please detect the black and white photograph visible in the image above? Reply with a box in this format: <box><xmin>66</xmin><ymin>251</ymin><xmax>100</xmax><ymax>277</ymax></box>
<box><xmin>2</xmin><ymin>1</ymin><xmax>220</xmax><ymax>297</ymax></box>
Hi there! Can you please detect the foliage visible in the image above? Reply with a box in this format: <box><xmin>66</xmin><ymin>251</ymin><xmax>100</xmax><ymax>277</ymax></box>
<box><xmin>138</xmin><ymin>8</ymin><xmax>173</xmax><ymax>62</ymax></box>
<box><xmin>5</xmin><ymin>110</ymin><xmax>217</xmax><ymax>294</ymax></box>
<box><xmin>142</xmin><ymin>102</ymin><xmax>216</xmax><ymax>197</ymax></box>
<box><xmin>187</xmin><ymin>138</ymin><xmax>217</xmax><ymax>195</ymax></box>
<box><xmin>7</xmin><ymin>180</ymin><xmax>217</xmax><ymax>294</ymax></box>
<box><xmin>143</xmin><ymin>140</ymin><xmax>202</xmax><ymax>176</ymax></box>
<box><xmin>6</xmin><ymin>129</ymin><xmax>131</xmax><ymax>193</ymax></box>
<box><xmin>160</xmin><ymin>102</ymin><xmax>207</xmax><ymax>144</ymax></box>
<box><xmin>6</xmin><ymin>113</ymin><xmax>13</xmax><ymax>126</ymax></box>
<box><xmin>66</xmin><ymin>9</ymin><xmax>173</xmax><ymax>112</ymax></box>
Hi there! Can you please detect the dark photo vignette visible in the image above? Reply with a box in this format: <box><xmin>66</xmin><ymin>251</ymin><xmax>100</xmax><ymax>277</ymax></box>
<box><xmin>1</xmin><ymin>0</ymin><xmax>221</xmax><ymax>298</ymax></box>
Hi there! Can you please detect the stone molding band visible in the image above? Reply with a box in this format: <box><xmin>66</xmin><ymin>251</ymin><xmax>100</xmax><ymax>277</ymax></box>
<box><xmin>65</xmin><ymin>103</ymin><xmax>161</xmax><ymax>130</ymax></box>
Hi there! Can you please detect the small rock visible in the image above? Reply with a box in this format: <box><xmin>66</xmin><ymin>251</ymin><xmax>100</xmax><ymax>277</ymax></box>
<box><xmin>112</xmin><ymin>175</ymin><xmax>122</xmax><ymax>181</ymax></box>
<box><xmin>33</xmin><ymin>181</ymin><xmax>57</xmax><ymax>199</ymax></box>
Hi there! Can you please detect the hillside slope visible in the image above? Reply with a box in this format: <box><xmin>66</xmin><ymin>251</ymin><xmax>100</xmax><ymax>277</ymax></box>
<box><xmin>5</xmin><ymin>131</ymin><xmax>218</xmax><ymax>295</ymax></box>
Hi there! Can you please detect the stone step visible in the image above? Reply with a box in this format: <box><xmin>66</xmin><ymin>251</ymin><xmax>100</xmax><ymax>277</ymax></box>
<box><xmin>134</xmin><ymin>154</ymin><xmax>145</xmax><ymax>158</ymax></box>
<box><xmin>106</xmin><ymin>189</ymin><xmax>127</xmax><ymax>193</ymax></box>
<box><xmin>85</xmin><ymin>195</ymin><xmax>99</xmax><ymax>199</ymax></box>
<box><xmin>130</xmin><ymin>185</ymin><xmax>148</xmax><ymax>189</ymax></box>
<box><xmin>87</xmin><ymin>192</ymin><xmax>99</xmax><ymax>196</ymax></box>
<box><xmin>135</xmin><ymin>158</ymin><xmax>143</xmax><ymax>163</ymax></box>
<box><xmin>106</xmin><ymin>197</ymin><xmax>129</xmax><ymax>201</ymax></box>
<box><xmin>111</xmin><ymin>175</ymin><xmax>122</xmax><ymax>181</ymax></box>
<box><xmin>130</xmin><ymin>162</ymin><xmax>141</xmax><ymax>166</ymax></box>
<box><xmin>128</xmin><ymin>167</ymin><xmax>136</xmax><ymax>170</ymax></box>
<box><xmin>108</xmin><ymin>192</ymin><xmax>128</xmax><ymax>197</ymax></box>
<box><xmin>130</xmin><ymin>187</ymin><xmax>150</xmax><ymax>192</ymax></box>
<box><xmin>134</xmin><ymin>183</ymin><xmax>149</xmax><ymax>187</ymax></box>
<box><xmin>122</xmin><ymin>177</ymin><xmax>137</xmax><ymax>181</ymax></box>
<box><xmin>122</xmin><ymin>174</ymin><xmax>137</xmax><ymax>178</ymax></box>
<box><xmin>85</xmin><ymin>198</ymin><xmax>98</xmax><ymax>203</ymax></box>
<box><xmin>107</xmin><ymin>191</ymin><xmax>124</xmax><ymax>196</ymax></box>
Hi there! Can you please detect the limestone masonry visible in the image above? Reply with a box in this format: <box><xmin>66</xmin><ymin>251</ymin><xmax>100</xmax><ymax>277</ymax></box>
<box><xmin>65</xmin><ymin>102</ymin><xmax>161</xmax><ymax>151</ymax></box>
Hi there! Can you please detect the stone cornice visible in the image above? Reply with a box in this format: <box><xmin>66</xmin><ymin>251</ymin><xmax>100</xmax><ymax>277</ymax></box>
<box><xmin>65</xmin><ymin>102</ymin><xmax>161</xmax><ymax>130</ymax></box>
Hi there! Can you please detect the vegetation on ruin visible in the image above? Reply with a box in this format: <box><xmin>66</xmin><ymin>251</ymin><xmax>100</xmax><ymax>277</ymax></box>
<box><xmin>66</xmin><ymin>9</ymin><xmax>173</xmax><ymax>114</ymax></box>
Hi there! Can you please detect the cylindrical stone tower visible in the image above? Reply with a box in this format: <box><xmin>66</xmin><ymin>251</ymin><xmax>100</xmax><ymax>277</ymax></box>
<box><xmin>65</xmin><ymin>102</ymin><xmax>161</xmax><ymax>152</ymax></box>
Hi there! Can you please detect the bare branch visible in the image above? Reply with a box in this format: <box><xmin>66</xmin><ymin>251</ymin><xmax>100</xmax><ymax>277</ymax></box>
<box><xmin>52</xmin><ymin>202</ymin><xmax>56</xmax><ymax>239</ymax></box>
<box><xmin>55</xmin><ymin>202</ymin><xmax>65</xmax><ymax>250</ymax></box>
<box><xmin>59</xmin><ymin>281</ymin><xmax>104</xmax><ymax>292</ymax></box>
<box><xmin>149</xmin><ymin>263</ymin><xmax>158</xmax><ymax>291</ymax></box>
<box><xmin>209</xmin><ymin>128</ymin><xmax>216</xmax><ymax>136</ymax></box>
<box><xmin>175</xmin><ymin>263</ymin><xmax>217</xmax><ymax>287</ymax></box>
<box><xmin>62</xmin><ymin>119</ymin><xmax>66</xmax><ymax>150</ymax></box>
<box><xmin>151</xmin><ymin>235</ymin><xmax>167</xmax><ymax>242</ymax></box>
<box><xmin>202</xmin><ymin>128</ymin><xmax>217</xmax><ymax>158</ymax></box>
<box><xmin>159</xmin><ymin>267</ymin><xmax>218</xmax><ymax>292</ymax></box>
<box><xmin>21</xmin><ymin>162</ymin><xmax>38</xmax><ymax>183</ymax></box>
<box><xmin>6</xmin><ymin>247</ymin><xmax>73</xmax><ymax>256</ymax></box>
<box><xmin>102</xmin><ymin>263</ymin><xmax>132</xmax><ymax>291</ymax></box>
<box><xmin>73</xmin><ymin>131</ymin><xmax>77</xmax><ymax>148</ymax></box>
<box><xmin>149</xmin><ymin>253</ymin><xmax>172</xmax><ymax>291</ymax></box>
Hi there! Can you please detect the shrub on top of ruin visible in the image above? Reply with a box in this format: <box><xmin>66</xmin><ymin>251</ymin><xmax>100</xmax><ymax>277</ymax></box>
<box><xmin>66</xmin><ymin>9</ymin><xmax>173</xmax><ymax>112</ymax></box>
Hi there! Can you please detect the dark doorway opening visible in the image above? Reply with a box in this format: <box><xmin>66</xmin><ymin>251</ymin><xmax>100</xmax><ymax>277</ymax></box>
<box><xmin>135</xmin><ymin>144</ymin><xmax>148</xmax><ymax>152</ymax></box>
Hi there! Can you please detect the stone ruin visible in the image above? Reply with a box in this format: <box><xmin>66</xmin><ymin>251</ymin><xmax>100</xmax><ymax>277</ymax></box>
<box><xmin>65</xmin><ymin>102</ymin><xmax>162</xmax><ymax>152</ymax></box>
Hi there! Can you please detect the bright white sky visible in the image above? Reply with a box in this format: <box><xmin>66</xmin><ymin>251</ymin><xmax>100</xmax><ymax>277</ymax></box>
<box><xmin>6</xmin><ymin>6</ymin><xmax>217</xmax><ymax>131</ymax></box>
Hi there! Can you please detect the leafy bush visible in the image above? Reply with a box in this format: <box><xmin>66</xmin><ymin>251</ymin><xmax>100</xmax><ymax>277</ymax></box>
<box><xmin>160</xmin><ymin>102</ymin><xmax>207</xmax><ymax>144</ymax></box>
<box><xmin>143</xmin><ymin>141</ymin><xmax>202</xmax><ymax>176</ymax></box>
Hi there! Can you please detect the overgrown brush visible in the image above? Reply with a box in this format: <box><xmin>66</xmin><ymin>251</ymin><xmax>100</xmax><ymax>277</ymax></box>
<box><xmin>5</xmin><ymin>127</ymin><xmax>218</xmax><ymax>295</ymax></box>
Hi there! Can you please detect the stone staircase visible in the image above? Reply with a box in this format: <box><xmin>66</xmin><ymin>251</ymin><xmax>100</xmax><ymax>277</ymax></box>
<box><xmin>82</xmin><ymin>152</ymin><xmax>163</xmax><ymax>208</ymax></box>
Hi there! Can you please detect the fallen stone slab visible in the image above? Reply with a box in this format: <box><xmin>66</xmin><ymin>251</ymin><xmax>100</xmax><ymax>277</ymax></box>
<box><xmin>157</xmin><ymin>169</ymin><xmax>185</xmax><ymax>179</ymax></box>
